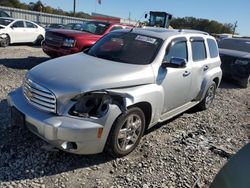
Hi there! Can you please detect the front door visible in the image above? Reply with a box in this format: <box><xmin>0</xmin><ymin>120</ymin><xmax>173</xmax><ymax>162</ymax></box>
<box><xmin>9</xmin><ymin>21</ymin><xmax>27</xmax><ymax>43</ymax></box>
<box><xmin>158</xmin><ymin>37</ymin><xmax>192</xmax><ymax>114</ymax></box>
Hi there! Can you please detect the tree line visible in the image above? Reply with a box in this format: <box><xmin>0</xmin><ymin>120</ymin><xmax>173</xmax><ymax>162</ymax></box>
<box><xmin>171</xmin><ymin>17</ymin><xmax>234</xmax><ymax>34</ymax></box>
<box><xmin>1</xmin><ymin>0</ymin><xmax>234</xmax><ymax>34</ymax></box>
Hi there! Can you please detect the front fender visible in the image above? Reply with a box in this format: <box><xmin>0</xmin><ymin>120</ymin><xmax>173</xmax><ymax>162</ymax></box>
<box><xmin>108</xmin><ymin>84</ymin><xmax>164</xmax><ymax>125</ymax></box>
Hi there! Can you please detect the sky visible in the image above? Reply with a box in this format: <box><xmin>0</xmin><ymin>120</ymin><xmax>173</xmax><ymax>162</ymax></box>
<box><xmin>20</xmin><ymin>0</ymin><xmax>250</xmax><ymax>36</ymax></box>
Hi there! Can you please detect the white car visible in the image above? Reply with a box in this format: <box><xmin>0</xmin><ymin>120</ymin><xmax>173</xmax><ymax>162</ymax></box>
<box><xmin>0</xmin><ymin>17</ymin><xmax>45</xmax><ymax>47</ymax></box>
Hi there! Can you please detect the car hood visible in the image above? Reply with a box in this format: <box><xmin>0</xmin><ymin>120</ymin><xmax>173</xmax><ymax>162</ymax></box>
<box><xmin>27</xmin><ymin>53</ymin><xmax>155</xmax><ymax>97</ymax></box>
<box><xmin>47</xmin><ymin>29</ymin><xmax>97</xmax><ymax>38</ymax></box>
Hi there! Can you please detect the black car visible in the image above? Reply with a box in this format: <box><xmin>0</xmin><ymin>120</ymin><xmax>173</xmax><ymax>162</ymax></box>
<box><xmin>0</xmin><ymin>10</ymin><xmax>10</xmax><ymax>17</ymax></box>
<box><xmin>219</xmin><ymin>38</ymin><xmax>250</xmax><ymax>88</ymax></box>
<box><xmin>46</xmin><ymin>23</ymin><xmax>65</xmax><ymax>29</ymax></box>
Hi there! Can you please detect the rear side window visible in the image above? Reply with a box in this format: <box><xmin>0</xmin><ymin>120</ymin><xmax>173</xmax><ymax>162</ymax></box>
<box><xmin>191</xmin><ymin>40</ymin><xmax>207</xmax><ymax>61</ymax></box>
<box><xmin>26</xmin><ymin>21</ymin><xmax>37</xmax><ymax>28</ymax></box>
<box><xmin>207</xmin><ymin>39</ymin><xmax>219</xmax><ymax>58</ymax></box>
<box><xmin>164</xmin><ymin>41</ymin><xmax>188</xmax><ymax>63</ymax></box>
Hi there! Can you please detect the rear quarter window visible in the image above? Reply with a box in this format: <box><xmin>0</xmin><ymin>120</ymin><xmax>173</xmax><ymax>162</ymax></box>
<box><xmin>207</xmin><ymin>39</ymin><xmax>219</xmax><ymax>58</ymax></box>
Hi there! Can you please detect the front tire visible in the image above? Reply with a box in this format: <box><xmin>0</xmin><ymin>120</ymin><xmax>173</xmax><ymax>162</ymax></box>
<box><xmin>197</xmin><ymin>81</ymin><xmax>216</xmax><ymax>110</ymax></box>
<box><xmin>0</xmin><ymin>34</ymin><xmax>10</xmax><ymax>47</ymax></box>
<box><xmin>105</xmin><ymin>107</ymin><xmax>145</xmax><ymax>157</ymax></box>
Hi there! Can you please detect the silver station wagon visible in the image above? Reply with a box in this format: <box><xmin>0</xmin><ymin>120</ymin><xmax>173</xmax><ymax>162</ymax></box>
<box><xmin>8</xmin><ymin>28</ymin><xmax>222</xmax><ymax>157</ymax></box>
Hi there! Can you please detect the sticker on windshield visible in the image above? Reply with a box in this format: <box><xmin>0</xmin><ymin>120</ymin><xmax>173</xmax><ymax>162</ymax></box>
<box><xmin>135</xmin><ymin>35</ymin><xmax>157</xmax><ymax>44</ymax></box>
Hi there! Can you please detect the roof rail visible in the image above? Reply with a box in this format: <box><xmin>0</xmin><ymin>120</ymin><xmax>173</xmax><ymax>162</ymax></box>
<box><xmin>178</xmin><ymin>29</ymin><xmax>209</xmax><ymax>35</ymax></box>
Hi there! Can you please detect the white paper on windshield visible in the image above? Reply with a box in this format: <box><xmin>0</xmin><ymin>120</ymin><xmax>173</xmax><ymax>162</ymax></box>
<box><xmin>135</xmin><ymin>35</ymin><xmax>157</xmax><ymax>44</ymax></box>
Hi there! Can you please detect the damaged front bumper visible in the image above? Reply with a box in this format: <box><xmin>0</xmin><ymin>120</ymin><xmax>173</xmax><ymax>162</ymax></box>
<box><xmin>7</xmin><ymin>87</ymin><xmax>122</xmax><ymax>154</ymax></box>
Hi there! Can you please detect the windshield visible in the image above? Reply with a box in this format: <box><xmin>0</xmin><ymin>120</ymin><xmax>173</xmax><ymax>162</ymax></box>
<box><xmin>80</xmin><ymin>22</ymin><xmax>110</xmax><ymax>35</ymax></box>
<box><xmin>0</xmin><ymin>18</ymin><xmax>13</xmax><ymax>26</ymax></box>
<box><xmin>87</xmin><ymin>32</ymin><xmax>163</xmax><ymax>65</ymax></box>
<box><xmin>218</xmin><ymin>38</ymin><xmax>250</xmax><ymax>53</ymax></box>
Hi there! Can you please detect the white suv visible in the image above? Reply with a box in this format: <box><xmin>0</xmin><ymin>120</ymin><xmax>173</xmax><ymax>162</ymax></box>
<box><xmin>8</xmin><ymin>28</ymin><xmax>222</xmax><ymax>157</ymax></box>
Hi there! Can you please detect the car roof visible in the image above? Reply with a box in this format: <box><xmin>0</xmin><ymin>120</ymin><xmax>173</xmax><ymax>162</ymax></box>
<box><xmin>116</xmin><ymin>27</ymin><xmax>212</xmax><ymax>40</ymax></box>
<box><xmin>0</xmin><ymin>17</ymin><xmax>36</xmax><ymax>22</ymax></box>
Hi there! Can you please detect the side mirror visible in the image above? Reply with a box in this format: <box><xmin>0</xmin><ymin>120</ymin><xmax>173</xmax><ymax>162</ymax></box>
<box><xmin>145</xmin><ymin>14</ymin><xmax>148</xmax><ymax>19</ymax></box>
<box><xmin>10</xmin><ymin>25</ymin><xmax>14</xmax><ymax>29</ymax></box>
<box><xmin>162</xmin><ymin>57</ymin><xmax>187</xmax><ymax>68</ymax></box>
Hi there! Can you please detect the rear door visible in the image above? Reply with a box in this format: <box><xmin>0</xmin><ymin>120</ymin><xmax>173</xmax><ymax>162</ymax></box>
<box><xmin>187</xmin><ymin>37</ymin><xmax>211</xmax><ymax>101</ymax></box>
<box><xmin>25</xmin><ymin>21</ymin><xmax>39</xmax><ymax>42</ymax></box>
<box><xmin>9</xmin><ymin>20</ymin><xmax>27</xmax><ymax>43</ymax></box>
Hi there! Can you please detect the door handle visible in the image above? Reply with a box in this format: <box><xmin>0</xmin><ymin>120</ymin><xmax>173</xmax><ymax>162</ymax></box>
<box><xmin>203</xmin><ymin>65</ymin><xmax>209</xmax><ymax>71</ymax></box>
<box><xmin>183</xmin><ymin>71</ymin><xmax>191</xmax><ymax>77</ymax></box>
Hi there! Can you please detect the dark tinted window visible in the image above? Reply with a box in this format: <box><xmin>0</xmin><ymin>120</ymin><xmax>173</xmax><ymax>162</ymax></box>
<box><xmin>64</xmin><ymin>23</ymin><xmax>74</xmax><ymax>29</ymax></box>
<box><xmin>207</xmin><ymin>39</ymin><xmax>219</xmax><ymax>58</ymax></box>
<box><xmin>0</xmin><ymin>11</ymin><xmax>10</xmax><ymax>17</ymax></box>
<box><xmin>0</xmin><ymin>18</ymin><xmax>13</xmax><ymax>26</ymax></box>
<box><xmin>218</xmin><ymin>38</ymin><xmax>250</xmax><ymax>53</ymax></box>
<box><xmin>88</xmin><ymin>32</ymin><xmax>162</xmax><ymax>65</ymax></box>
<box><xmin>12</xmin><ymin>21</ymin><xmax>24</xmax><ymax>28</ymax></box>
<box><xmin>26</xmin><ymin>21</ymin><xmax>37</xmax><ymax>28</ymax></box>
<box><xmin>164</xmin><ymin>41</ymin><xmax>187</xmax><ymax>62</ymax></box>
<box><xmin>81</xmin><ymin>22</ymin><xmax>110</xmax><ymax>35</ymax></box>
<box><xmin>191</xmin><ymin>40</ymin><xmax>207</xmax><ymax>61</ymax></box>
<box><xmin>110</xmin><ymin>26</ymin><xmax>123</xmax><ymax>32</ymax></box>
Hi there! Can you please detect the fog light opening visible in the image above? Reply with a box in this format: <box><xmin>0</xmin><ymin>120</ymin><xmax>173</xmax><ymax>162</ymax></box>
<box><xmin>61</xmin><ymin>142</ymin><xmax>78</xmax><ymax>150</ymax></box>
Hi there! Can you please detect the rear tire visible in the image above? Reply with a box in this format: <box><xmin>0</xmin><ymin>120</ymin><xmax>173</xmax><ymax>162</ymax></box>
<box><xmin>105</xmin><ymin>107</ymin><xmax>145</xmax><ymax>158</ymax></box>
<box><xmin>34</xmin><ymin>35</ymin><xmax>44</xmax><ymax>46</ymax></box>
<box><xmin>0</xmin><ymin>34</ymin><xmax>10</xmax><ymax>47</ymax></box>
<box><xmin>197</xmin><ymin>81</ymin><xmax>216</xmax><ymax>110</ymax></box>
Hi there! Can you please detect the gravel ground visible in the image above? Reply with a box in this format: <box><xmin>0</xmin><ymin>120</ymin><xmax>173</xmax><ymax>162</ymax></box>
<box><xmin>0</xmin><ymin>45</ymin><xmax>249</xmax><ymax>188</ymax></box>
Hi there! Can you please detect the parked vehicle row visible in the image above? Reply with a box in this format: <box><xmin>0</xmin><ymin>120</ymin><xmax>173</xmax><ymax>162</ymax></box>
<box><xmin>8</xmin><ymin>28</ymin><xmax>222</xmax><ymax>157</ymax></box>
<box><xmin>42</xmin><ymin>21</ymin><xmax>132</xmax><ymax>57</ymax></box>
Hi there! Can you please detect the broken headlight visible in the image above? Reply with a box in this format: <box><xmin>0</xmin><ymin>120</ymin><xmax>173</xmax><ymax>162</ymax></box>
<box><xmin>69</xmin><ymin>92</ymin><xmax>111</xmax><ymax>118</ymax></box>
<box><xmin>69</xmin><ymin>91</ymin><xmax>129</xmax><ymax>118</ymax></box>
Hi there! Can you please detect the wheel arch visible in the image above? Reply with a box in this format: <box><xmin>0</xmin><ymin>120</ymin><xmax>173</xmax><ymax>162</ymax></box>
<box><xmin>128</xmin><ymin>102</ymin><xmax>152</xmax><ymax>131</ymax></box>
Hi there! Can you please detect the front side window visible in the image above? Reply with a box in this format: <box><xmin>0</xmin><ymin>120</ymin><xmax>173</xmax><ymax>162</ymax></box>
<box><xmin>164</xmin><ymin>40</ymin><xmax>187</xmax><ymax>63</ymax></box>
<box><xmin>207</xmin><ymin>39</ymin><xmax>219</xmax><ymax>58</ymax></box>
<box><xmin>191</xmin><ymin>40</ymin><xmax>207</xmax><ymax>61</ymax></box>
<box><xmin>12</xmin><ymin>21</ymin><xmax>25</xmax><ymax>28</ymax></box>
<box><xmin>26</xmin><ymin>21</ymin><xmax>37</xmax><ymax>28</ymax></box>
<box><xmin>87</xmin><ymin>32</ymin><xmax>162</xmax><ymax>65</ymax></box>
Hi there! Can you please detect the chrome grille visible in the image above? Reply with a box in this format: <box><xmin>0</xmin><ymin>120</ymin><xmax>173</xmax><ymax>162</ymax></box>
<box><xmin>23</xmin><ymin>78</ymin><xmax>56</xmax><ymax>113</ymax></box>
<box><xmin>45</xmin><ymin>32</ymin><xmax>64</xmax><ymax>47</ymax></box>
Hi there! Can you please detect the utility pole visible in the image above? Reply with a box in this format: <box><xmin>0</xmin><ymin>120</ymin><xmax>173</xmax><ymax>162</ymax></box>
<box><xmin>73</xmin><ymin>0</ymin><xmax>76</xmax><ymax>16</ymax></box>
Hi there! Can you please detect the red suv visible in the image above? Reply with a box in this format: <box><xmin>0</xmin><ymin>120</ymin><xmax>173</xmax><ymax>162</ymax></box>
<box><xmin>42</xmin><ymin>21</ymin><xmax>131</xmax><ymax>57</ymax></box>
